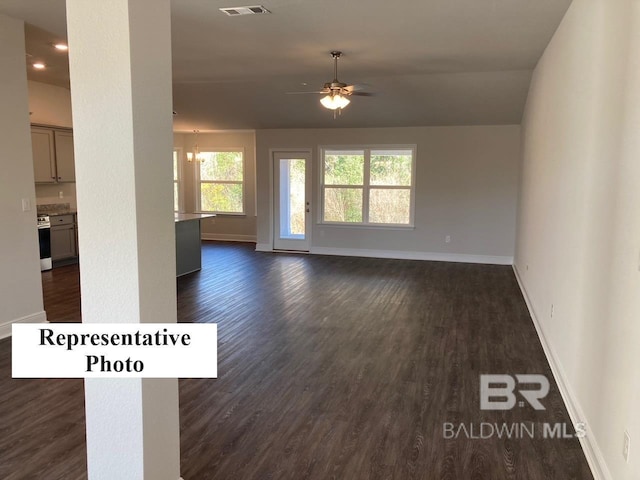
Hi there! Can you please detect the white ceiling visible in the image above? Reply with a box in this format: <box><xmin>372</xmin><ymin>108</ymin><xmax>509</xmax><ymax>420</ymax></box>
<box><xmin>0</xmin><ymin>0</ymin><xmax>572</xmax><ymax>130</ymax></box>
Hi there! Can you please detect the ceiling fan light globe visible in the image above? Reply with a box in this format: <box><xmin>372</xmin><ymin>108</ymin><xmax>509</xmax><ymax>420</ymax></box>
<box><xmin>320</xmin><ymin>95</ymin><xmax>339</xmax><ymax>110</ymax></box>
<box><xmin>336</xmin><ymin>95</ymin><xmax>350</xmax><ymax>109</ymax></box>
<box><xmin>320</xmin><ymin>94</ymin><xmax>350</xmax><ymax>110</ymax></box>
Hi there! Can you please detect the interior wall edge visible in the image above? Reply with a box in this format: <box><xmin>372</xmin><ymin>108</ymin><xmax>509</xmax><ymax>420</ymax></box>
<box><xmin>512</xmin><ymin>263</ymin><xmax>612</xmax><ymax>480</ymax></box>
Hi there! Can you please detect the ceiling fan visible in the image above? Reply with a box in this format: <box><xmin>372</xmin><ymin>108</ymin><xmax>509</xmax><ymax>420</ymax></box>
<box><xmin>287</xmin><ymin>51</ymin><xmax>373</xmax><ymax>117</ymax></box>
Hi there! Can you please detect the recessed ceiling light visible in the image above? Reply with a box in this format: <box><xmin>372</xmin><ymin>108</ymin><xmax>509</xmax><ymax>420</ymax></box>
<box><xmin>53</xmin><ymin>43</ymin><xmax>68</xmax><ymax>51</ymax></box>
<box><xmin>33</xmin><ymin>63</ymin><xmax>46</xmax><ymax>69</ymax></box>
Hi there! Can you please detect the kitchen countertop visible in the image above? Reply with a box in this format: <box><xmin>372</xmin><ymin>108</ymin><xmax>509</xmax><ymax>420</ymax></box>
<box><xmin>39</xmin><ymin>210</ymin><xmax>77</xmax><ymax>217</ymax></box>
<box><xmin>39</xmin><ymin>211</ymin><xmax>211</xmax><ymax>220</ymax></box>
<box><xmin>37</xmin><ymin>203</ymin><xmax>76</xmax><ymax>217</ymax></box>
<box><xmin>174</xmin><ymin>213</ymin><xmax>216</xmax><ymax>223</ymax></box>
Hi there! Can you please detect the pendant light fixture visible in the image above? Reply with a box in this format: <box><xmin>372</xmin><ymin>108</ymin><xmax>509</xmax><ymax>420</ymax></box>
<box><xmin>187</xmin><ymin>129</ymin><xmax>203</xmax><ymax>163</ymax></box>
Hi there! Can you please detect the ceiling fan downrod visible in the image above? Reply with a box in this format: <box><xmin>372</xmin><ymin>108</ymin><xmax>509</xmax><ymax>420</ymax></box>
<box><xmin>331</xmin><ymin>51</ymin><xmax>342</xmax><ymax>82</ymax></box>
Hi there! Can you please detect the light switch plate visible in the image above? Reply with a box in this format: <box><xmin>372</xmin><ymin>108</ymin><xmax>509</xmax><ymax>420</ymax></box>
<box><xmin>22</xmin><ymin>198</ymin><xmax>31</xmax><ymax>212</ymax></box>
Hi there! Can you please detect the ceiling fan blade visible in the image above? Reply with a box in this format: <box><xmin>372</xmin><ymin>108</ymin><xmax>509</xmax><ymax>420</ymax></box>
<box><xmin>347</xmin><ymin>91</ymin><xmax>375</xmax><ymax>97</ymax></box>
<box><xmin>344</xmin><ymin>83</ymin><xmax>370</xmax><ymax>92</ymax></box>
<box><xmin>285</xmin><ymin>91</ymin><xmax>327</xmax><ymax>95</ymax></box>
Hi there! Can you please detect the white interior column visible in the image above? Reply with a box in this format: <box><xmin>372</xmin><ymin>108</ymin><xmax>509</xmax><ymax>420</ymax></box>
<box><xmin>66</xmin><ymin>1</ymin><xmax>180</xmax><ymax>479</ymax></box>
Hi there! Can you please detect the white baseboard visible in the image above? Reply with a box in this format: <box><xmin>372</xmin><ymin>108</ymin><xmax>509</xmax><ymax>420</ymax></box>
<box><xmin>255</xmin><ymin>244</ymin><xmax>512</xmax><ymax>264</ymax></box>
<box><xmin>255</xmin><ymin>243</ymin><xmax>273</xmax><ymax>252</ymax></box>
<box><xmin>310</xmin><ymin>246</ymin><xmax>513</xmax><ymax>265</ymax></box>
<box><xmin>512</xmin><ymin>264</ymin><xmax>611</xmax><ymax>480</ymax></box>
<box><xmin>201</xmin><ymin>233</ymin><xmax>256</xmax><ymax>243</ymax></box>
<box><xmin>0</xmin><ymin>310</ymin><xmax>48</xmax><ymax>339</ymax></box>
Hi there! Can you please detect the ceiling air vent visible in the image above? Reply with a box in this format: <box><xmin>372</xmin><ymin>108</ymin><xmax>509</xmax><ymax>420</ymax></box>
<box><xmin>219</xmin><ymin>5</ymin><xmax>271</xmax><ymax>16</ymax></box>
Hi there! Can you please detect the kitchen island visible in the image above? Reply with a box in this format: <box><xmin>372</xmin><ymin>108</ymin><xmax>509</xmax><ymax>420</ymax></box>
<box><xmin>175</xmin><ymin>213</ymin><xmax>215</xmax><ymax>276</ymax></box>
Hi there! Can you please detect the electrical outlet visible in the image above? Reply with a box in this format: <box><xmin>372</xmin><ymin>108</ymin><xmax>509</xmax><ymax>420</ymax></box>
<box><xmin>21</xmin><ymin>198</ymin><xmax>31</xmax><ymax>212</ymax></box>
<box><xmin>445</xmin><ymin>235</ymin><xmax>451</xmax><ymax>244</ymax></box>
<box><xmin>58</xmin><ymin>191</ymin><xmax>64</xmax><ymax>199</ymax></box>
<box><xmin>624</xmin><ymin>431</ymin><xmax>630</xmax><ymax>463</ymax></box>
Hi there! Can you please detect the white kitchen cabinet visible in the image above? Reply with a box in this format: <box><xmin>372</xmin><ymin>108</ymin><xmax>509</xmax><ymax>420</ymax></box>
<box><xmin>50</xmin><ymin>214</ymin><xmax>78</xmax><ymax>261</ymax></box>
<box><xmin>54</xmin><ymin>130</ymin><xmax>75</xmax><ymax>182</ymax></box>
<box><xmin>31</xmin><ymin>127</ymin><xmax>56</xmax><ymax>183</ymax></box>
<box><xmin>31</xmin><ymin>126</ymin><xmax>76</xmax><ymax>183</ymax></box>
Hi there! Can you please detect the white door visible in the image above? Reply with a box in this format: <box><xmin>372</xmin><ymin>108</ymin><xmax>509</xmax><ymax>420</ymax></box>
<box><xmin>273</xmin><ymin>151</ymin><xmax>312</xmax><ymax>251</ymax></box>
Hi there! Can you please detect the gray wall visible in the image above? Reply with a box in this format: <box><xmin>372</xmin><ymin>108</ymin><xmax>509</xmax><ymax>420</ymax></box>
<box><xmin>0</xmin><ymin>14</ymin><xmax>46</xmax><ymax>337</ymax></box>
<box><xmin>515</xmin><ymin>0</ymin><xmax>640</xmax><ymax>478</ymax></box>
<box><xmin>256</xmin><ymin>125</ymin><xmax>520</xmax><ymax>263</ymax></box>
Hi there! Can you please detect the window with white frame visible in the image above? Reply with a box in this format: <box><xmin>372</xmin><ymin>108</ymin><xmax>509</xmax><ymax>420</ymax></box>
<box><xmin>173</xmin><ymin>149</ymin><xmax>180</xmax><ymax>212</ymax></box>
<box><xmin>321</xmin><ymin>146</ymin><xmax>415</xmax><ymax>226</ymax></box>
<box><xmin>196</xmin><ymin>150</ymin><xmax>244</xmax><ymax>214</ymax></box>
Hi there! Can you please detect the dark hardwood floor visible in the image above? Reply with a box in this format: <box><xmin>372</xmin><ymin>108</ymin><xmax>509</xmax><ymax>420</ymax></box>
<box><xmin>0</xmin><ymin>242</ymin><xmax>593</xmax><ymax>479</ymax></box>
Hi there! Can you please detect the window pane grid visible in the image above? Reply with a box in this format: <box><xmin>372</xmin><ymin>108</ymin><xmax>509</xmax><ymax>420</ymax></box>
<box><xmin>362</xmin><ymin>149</ymin><xmax>371</xmax><ymax>228</ymax></box>
<box><xmin>197</xmin><ymin>150</ymin><xmax>244</xmax><ymax>214</ymax></box>
<box><xmin>173</xmin><ymin>150</ymin><xmax>180</xmax><ymax>212</ymax></box>
<box><xmin>321</xmin><ymin>147</ymin><xmax>414</xmax><ymax>226</ymax></box>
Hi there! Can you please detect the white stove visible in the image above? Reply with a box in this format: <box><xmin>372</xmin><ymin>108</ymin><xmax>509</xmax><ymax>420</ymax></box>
<box><xmin>37</xmin><ymin>215</ymin><xmax>52</xmax><ymax>271</ymax></box>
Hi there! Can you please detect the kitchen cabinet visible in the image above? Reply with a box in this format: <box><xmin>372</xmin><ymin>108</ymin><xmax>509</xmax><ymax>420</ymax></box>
<box><xmin>51</xmin><ymin>214</ymin><xmax>78</xmax><ymax>261</ymax></box>
<box><xmin>54</xmin><ymin>130</ymin><xmax>75</xmax><ymax>182</ymax></box>
<box><xmin>31</xmin><ymin>126</ymin><xmax>75</xmax><ymax>183</ymax></box>
<box><xmin>31</xmin><ymin>127</ymin><xmax>56</xmax><ymax>183</ymax></box>
<box><xmin>175</xmin><ymin>213</ymin><xmax>215</xmax><ymax>276</ymax></box>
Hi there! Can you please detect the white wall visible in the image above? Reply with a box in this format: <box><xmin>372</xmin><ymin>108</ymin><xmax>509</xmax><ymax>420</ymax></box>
<box><xmin>256</xmin><ymin>125</ymin><xmax>520</xmax><ymax>263</ymax></box>
<box><xmin>0</xmin><ymin>14</ymin><xmax>46</xmax><ymax>337</ymax></box>
<box><xmin>515</xmin><ymin>0</ymin><xmax>640</xmax><ymax>478</ymax></box>
<box><xmin>174</xmin><ymin>130</ymin><xmax>257</xmax><ymax>241</ymax></box>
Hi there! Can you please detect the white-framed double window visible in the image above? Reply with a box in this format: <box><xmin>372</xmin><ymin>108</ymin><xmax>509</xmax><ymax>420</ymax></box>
<box><xmin>173</xmin><ymin>148</ymin><xmax>182</xmax><ymax>212</ymax></box>
<box><xmin>195</xmin><ymin>149</ymin><xmax>245</xmax><ymax>214</ymax></box>
<box><xmin>320</xmin><ymin>146</ymin><xmax>416</xmax><ymax>226</ymax></box>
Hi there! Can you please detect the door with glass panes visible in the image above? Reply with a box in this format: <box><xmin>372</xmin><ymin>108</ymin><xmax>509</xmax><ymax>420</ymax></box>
<box><xmin>273</xmin><ymin>151</ymin><xmax>312</xmax><ymax>251</ymax></box>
